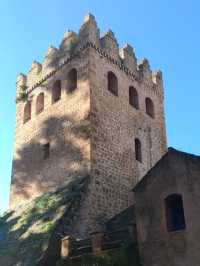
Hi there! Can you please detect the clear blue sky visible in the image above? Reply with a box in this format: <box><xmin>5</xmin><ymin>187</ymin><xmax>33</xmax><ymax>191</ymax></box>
<box><xmin>0</xmin><ymin>0</ymin><xmax>199</xmax><ymax>214</ymax></box>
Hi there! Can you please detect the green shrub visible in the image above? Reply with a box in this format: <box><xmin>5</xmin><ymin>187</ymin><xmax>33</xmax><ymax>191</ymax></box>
<box><xmin>17</xmin><ymin>85</ymin><xmax>28</xmax><ymax>102</ymax></box>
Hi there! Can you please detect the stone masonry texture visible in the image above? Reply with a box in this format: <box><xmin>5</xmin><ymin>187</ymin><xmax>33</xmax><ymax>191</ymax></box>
<box><xmin>10</xmin><ymin>13</ymin><xmax>167</xmax><ymax>237</ymax></box>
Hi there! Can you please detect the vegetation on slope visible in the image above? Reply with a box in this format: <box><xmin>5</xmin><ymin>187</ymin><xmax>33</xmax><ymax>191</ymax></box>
<box><xmin>0</xmin><ymin>175</ymin><xmax>89</xmax><ymax>266</ymax></box>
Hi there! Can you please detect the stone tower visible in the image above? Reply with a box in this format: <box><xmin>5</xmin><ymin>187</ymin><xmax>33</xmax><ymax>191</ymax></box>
<box><xmin>10</xmin><ymin>14</ymin><xmax>167</xmax><ymax>236</ymax></box>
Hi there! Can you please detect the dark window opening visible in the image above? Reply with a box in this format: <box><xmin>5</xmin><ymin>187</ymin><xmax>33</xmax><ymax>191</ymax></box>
<box><xmin>129</xmin><ymin>86</ymin><xmax>139</xmax><ymax>109</ymax></box>
<box><xmin>165</xmin><ymin>194</ymin><xmax>186</xmax><ymax>232</ymax></box>
<box><xmin>36</xmin><ymin>93</ymin><xmax>44</xmax><ymax>114</ymax></box>
<box><xmin>23</xmin><ymin>101</ymin><xmax>31</xmax><ymax>124</ymax></box>
<box><xmin>52</xmin><ymin>80</ymin><xmax>61</xmax><ymax>103</ymax></box>
<box><xmin>68</xmin><ymin>68</ymin><xmax>77</xmax><ymax>92</ymax></box>
<box><xmin>145</xmin><ymin>97</ymin><xmax>154</xmax><ymax>118</ymax></box>
<box><xmin>135</xmin><ymin>138</ymin><xmax>142</xmax><ymax>162</ymax></box>
<box><xmin>43</xmin><ymin>143</ymin><xmax>50</xmax><ymax>159</ymax></box>
<box><xmin>108</xmin><ymin>71</ymin><xmax>118</xmax><ymax>96</ymax></box>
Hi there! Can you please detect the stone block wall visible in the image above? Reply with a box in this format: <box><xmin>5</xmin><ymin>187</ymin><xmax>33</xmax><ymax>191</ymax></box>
<box><xmin>10</xmin><ymin>49</ymin><xmax>91</xmax><ymax>209</ymax></box>
<box><xmin>10</xmin><ymin>13</ymin><xmax>167</xmax><ymax>236</ymax></box>
<box><xmin>77</xmin><ymin>44</ymin><xmax>167</xmax><ymax>233</ymax></box>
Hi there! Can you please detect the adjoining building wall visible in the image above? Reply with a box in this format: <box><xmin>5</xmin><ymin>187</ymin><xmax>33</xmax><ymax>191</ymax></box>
<box><xmin>134</xmin><ymin>149</ymin><xmax>200</xmax><ymax>266</ymax></box>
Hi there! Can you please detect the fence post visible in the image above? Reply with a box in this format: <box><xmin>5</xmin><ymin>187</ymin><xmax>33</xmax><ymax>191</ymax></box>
<box><xmin>90</xmin><ymin>231</ymin><xmax>104</xmax><ymax>255</ymax></box>
<box><xmin>61</xmin><ymin>236</ymin><xmax>73</xmax><ymax>259</ymax></box>
<box><xmin>128</xmin><ymin>222</ymin><xmax>137</xmax><ymax>242</ymax></box>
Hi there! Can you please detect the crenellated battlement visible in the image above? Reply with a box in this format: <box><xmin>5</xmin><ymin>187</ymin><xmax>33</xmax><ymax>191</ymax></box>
<box><xmin>18</xmin><ymin>43</ymin><xmax>162</xmax><ymax>101</ymax></box>
<box><xmin>60</xmin><ymin>30</ymin><xmax>79</xmax><ymax>52</ymax></box>
<box><xmin>152</xmin><ymin>70</ymin><xmax>163</xmax><ymax>87</ymax></box>
<box><xmin>100</xmin><ymin>30</ymin><xmax>119</xmax><ymax>59</ymax></box>
<box><xmin>120</xmin><ymin>43</ymin><xmax>137</xmax><ymax>73</ymax></box>
<box><xmin>138</xmin><ymin>58</ymin><xmax>151</xmax><ymax>80</ymax></box>
<box><xmin>17</xmin><ymin>13</ymin><xmax>163</xmax><ymax>96</ymax></box>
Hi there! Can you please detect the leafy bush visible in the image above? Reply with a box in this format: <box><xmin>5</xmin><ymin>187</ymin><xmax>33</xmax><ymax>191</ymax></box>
<box><xmin>17</xmin><ymin>85</ymin><xmax>28</xmax><ymax>102</ymax></box>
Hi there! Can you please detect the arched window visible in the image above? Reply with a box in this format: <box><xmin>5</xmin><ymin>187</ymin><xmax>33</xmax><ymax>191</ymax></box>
<box><xmin>165</xmin><ymin>194</ymin><xmax>186</xmax><ymax>232</ymax></box>
<box><xmin>145</xmin><ymin>97</ymin><xmax>154</xmax><ymax>118</ymax></box>
<box><xmin>52</xmin><ymin>80</ymin><xmax>61</xmax><ymax>103</ymax></box>
<box><xmin>129</xmin><ymin>86</ymin><xmax>139</xmax><ymax>109</ymax></box>
<box><xmin>23</xmin><ymin>101</ymin><xmax>31</xmax><ymax>124</ymax></box>
<box><xmin>135</xmin><ymin>138</ymin><xmax>142</xmax><ymax>162</ymax></box>
<box><xmin>67</xmin><ymin>68</ymin><xmax>77</xmax><ymax>92</ymax></box>
<box><xmin>36</xmin><ymin>93</ymin><xmax>44</xmax><ymax>114</ymax></box>
<box><xmin>108</xmin><ymin>71</ymin><xmax>118</xmax><ymax>96</ymax></box>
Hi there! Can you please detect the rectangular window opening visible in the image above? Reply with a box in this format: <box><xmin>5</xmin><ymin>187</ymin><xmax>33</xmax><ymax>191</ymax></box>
<box><xmin>43</xmin><ymin>143</ymin><xmax>50</xmax><ymax>159</ymax></box>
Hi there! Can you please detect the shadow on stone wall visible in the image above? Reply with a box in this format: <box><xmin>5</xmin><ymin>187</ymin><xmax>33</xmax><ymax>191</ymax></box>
<box><xmin>11</xmin><ymin>112</ymin><xmax>90</xmax><ymax>206</ymax></box>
